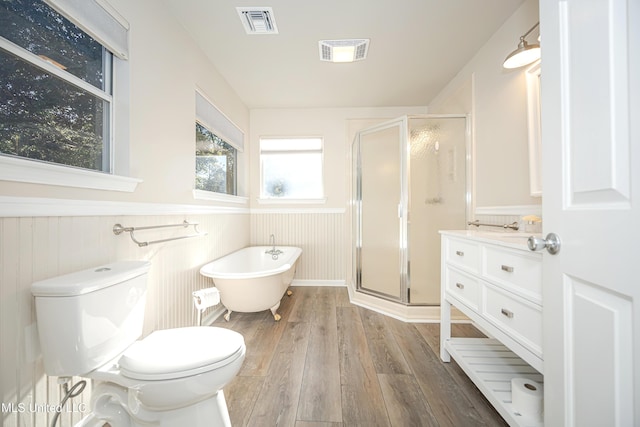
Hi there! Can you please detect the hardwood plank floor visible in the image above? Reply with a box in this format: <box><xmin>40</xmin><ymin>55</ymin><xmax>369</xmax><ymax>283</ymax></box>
<box><xmin>337</xmin><ymin>306</ymin><xmax>391</xmax><ymax>426</ymax></box>
<box><xmin>217</xmin><ymin>286</ymin><xmax>508</xmax><ymax>427</ymax></box>
<box><xmin>297</xmin><ymin>288</ymin><xmax>342</xmax><ymax>422</ymax></box>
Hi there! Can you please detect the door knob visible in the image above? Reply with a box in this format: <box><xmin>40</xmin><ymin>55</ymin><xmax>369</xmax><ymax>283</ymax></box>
<box><xmin>527</xmin><ymin>233</ymin><xmax>561</xmax><ymax>255</ymax></box>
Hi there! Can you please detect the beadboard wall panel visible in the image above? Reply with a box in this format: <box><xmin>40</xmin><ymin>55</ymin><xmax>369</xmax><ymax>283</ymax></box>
<box><xmin>250</xmin><ymin>211</ymin><xmax>345</xmax><ymax>281</ymax></box>
<box><xmin>0</xmin><ymin>213</ymin><xmax>249</xmax><ymax>427</ymax></box>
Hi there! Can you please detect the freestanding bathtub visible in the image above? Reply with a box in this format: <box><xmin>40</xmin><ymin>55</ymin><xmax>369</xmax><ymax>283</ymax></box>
<box><xmin>200</xmin><ymin>246</ymin><xmax>302</xmax><ymax>321</ymax></box>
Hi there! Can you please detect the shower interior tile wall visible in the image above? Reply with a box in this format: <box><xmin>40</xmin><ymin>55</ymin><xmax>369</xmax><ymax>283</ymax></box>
<box><xmin>0</xmin><ymin>213</ymin><xmax>249</xmax><ymax>427</ymax></box>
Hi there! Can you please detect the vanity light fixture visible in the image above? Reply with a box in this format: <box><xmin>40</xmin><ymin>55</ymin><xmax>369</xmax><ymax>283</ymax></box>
<box><xmin>503</xmin><ymin>22</ymin><xmax>540</xmax><ymax>69</ymax></box>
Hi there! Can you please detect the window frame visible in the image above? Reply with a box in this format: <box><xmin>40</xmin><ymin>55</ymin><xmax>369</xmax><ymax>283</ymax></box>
<box><xmin>194</xmin><ymin>120</ymin><xmax>238</xmax><ymax>197</ymax></box>
<box><xmin>258</xmin><ymin>136</ymin><xmax>326</xmax><ymax>204</ymax></box>
<box><xmin>193</xmin><ymin>90</ymin><xmax>247</xmax><ymax>205</ymax></box>
<box><xmin>0</xmin><ymin>0</ymin><xmax>138</xmax><ymax>192</ymax></box>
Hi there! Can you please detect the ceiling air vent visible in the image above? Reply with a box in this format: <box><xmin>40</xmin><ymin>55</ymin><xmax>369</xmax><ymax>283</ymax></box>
<box><xmin>237</xmin><ymin>7</ymin><xmax>278</xmax><ymax>34</ymax></box>
<box><xmin>319</xmin><ymin>39</ymin><xmax>369</xmax><ymax>63</ymax></box>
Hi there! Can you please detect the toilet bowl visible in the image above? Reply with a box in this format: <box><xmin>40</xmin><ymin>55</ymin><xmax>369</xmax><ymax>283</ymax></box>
<box><xmin>31</xmin><ymin>261</ymin><xmax>245</xmax><ymax>427</ymax></box>
<box><xmin>91</xmin><ymin>327</ymin><xmax>245</xmax><ymax>426</ymax></box>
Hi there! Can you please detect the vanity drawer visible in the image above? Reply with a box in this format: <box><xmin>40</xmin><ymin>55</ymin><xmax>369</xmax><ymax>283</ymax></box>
<box><xmin>445</xmin><ymin>237</ymin><xmax>480</xmax><ymax>273</ymax></box>
<box><xmin>445</xmin><ymin>267</ymin><xmax>480</xmax><ymax>311</ymax></box>
<box><xmin>482</xmin><ymin>246</ymin><xmax>542</xmax><ymax>303</ymax></box>
<box><xmin>482</xmin><ymin>283</ymin><xmax>542</xmax><ymax>357</ymax></box>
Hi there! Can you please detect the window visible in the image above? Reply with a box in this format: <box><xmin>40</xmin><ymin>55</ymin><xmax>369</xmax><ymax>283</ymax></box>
<box><xmin>1</xmin><ymin>0</ymin><xmax>111</xmax><ymax>171</ymax></box>
<box><xmin>195</xmin><ymin>122</ymin><xmax>236</xmax><ymax>195</ymax></box>
<box><xmin>260</xmin><ymin>137</ymin><xmax>324</xmax><ymax>200</ymax></box>
<box><xmin>194</xmin><ymin>91</ymin><xmax>244</xmax><ymax>200</ymax></box>
<box><xmin>0</xmin><ymin>0</ymin><xmax>135</xmax><ymax>191</ymax></box>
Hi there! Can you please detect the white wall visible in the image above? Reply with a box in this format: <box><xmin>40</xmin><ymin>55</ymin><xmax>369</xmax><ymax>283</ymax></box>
<box><xmin>249</xmin><ymin>107</ymin><xmax>426</xmax><ymax>209</ymax></box>
<box><xmin>249</xmin><ymin>107</ymin><xmax>427</xmax><ymax>284</ymax></box>
<box><xmin>0</xmin><ymin>0</ymin><xmax>250</xmax><ymax>205</ymax></box>
<box><xmin>0</xmin><ymin>1</ymin><xmax>251</xmax><ymax>426</ymax></box>
<box><xmin>430</xmin><ymin>0</ymin><xmax>541</xmax><ymax>210</ymax></box>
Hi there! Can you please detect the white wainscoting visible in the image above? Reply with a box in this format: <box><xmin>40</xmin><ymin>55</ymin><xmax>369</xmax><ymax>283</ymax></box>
<box><xmin>0</xmin><ymin>212</ymin><xmax>249</xmax><ymax>427</ymax></box>
<box><xmin>1</xmin><ymin>201</ymin><xmax>348</xmax><ymax>427</ymax></box>
<box><xmin>250</xmin><ymin>209</ymin><xmax>346</xmax><ymax>281</ymax></box>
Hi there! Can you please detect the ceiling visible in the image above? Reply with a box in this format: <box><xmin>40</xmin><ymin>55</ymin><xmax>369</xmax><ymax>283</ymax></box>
<box><xmin>162</xmin><ymin>0</ymin><xmax>525</xmax><ymax>109</ymax></box>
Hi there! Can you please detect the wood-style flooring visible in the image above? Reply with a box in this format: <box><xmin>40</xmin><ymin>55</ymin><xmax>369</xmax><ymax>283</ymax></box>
<box><xmin>214</xmin><ymin>286</ymin><xmax>508</xmax><ymax>427</ymax></box>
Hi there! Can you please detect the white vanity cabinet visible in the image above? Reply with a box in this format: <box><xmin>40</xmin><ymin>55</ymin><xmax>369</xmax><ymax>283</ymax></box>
<box><xmin>440</xmin><ymin>230</ymin><xmax>543</xmax><ymax>427</ymax></box>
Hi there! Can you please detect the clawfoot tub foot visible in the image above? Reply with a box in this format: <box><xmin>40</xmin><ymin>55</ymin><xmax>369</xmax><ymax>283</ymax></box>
<box><xmin>270</xmin><ymin>301</ymin><xmax>281</xmax><ymax>321</ymax></box>
<box><xmin>286</xmin><ymin>289</ymin><xmax>293</xmax><ymax>296</ymax></box>
<box><xmin>223</xmin><ymin>309</ymin><xmax>232</xmax><ymax>322</ymax></box>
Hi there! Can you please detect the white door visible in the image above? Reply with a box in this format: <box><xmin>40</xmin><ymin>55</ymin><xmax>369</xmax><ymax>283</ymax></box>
<box><xmin>539</xmin><ymin>0</ymin><xmax>639</xmax><ymax>425</ymax></box>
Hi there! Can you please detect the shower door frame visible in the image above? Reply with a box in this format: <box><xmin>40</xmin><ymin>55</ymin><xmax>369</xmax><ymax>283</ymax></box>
<box><xmin>354</xmin><ymin>116</ymin><xmax>409</xmax><ymax>302</ymax></box>
<box><xmin>353</xmin><ymin>114</ymin><xmax>471</xmax><ymax>305</ymax></box>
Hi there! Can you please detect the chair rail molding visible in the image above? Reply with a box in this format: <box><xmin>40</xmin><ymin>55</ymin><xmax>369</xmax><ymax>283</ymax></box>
<box><xmin>474</xmin><ymin>205</ymin><xmax>542</xmax><ymax>216</ymax></box>
<box><xmin>0</xmin><ymin>196</ymin><xmax>249</xmax><ymax>217</ymax></box>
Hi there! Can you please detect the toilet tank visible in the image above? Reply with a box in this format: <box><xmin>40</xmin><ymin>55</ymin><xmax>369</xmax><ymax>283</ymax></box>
<box><xmin>31</xmin><ymin>260</ymin><xmax>151</xmax><ymax>377</ymax></box>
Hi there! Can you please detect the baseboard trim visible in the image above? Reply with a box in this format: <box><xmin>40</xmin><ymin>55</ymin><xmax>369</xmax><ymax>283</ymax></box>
<box><xmin>291</xmin><ymin>280</ymin><xmax>346</xmax><ymax>287</ymax></box>
<box><xmin>200</xmin><ymin>306</ymin><xmax>227</xmax><ymax>325</ymax></box>
<box><xmin>346</xmin><ymin>282</ymin><xmax>469</xmax><ymax>323</ymax></box>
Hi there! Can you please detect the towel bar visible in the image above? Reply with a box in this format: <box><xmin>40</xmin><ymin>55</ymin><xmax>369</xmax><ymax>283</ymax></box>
<box><xmin>113</xmin><ymin>220</ymin><xmax>207</xmax><ymax>247</ymax></box>
<box><xmin>467</xmin><ymin>220</ymin><xmax>519</xmax><ymax>231</ymax></box>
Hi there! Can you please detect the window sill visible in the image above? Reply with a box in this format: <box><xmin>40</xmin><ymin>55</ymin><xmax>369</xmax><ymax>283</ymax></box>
<box><xmin>0</xmin><ymin>156</ymin><xmax>141</xmax><ymax>192</ymax></box>
<box><xmin>193</xmin><ymin>189</ymin><xmax>249</xmax><ymax>205</ymax></box>
<box><xmin>257</xmin><ymin>197</ymin><xmax>327</xmax><ymax>205</ymax></box>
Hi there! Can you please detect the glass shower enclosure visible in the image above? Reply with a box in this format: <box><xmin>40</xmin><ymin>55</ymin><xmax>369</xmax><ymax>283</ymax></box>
<box><xmin>352</xmin><ymin>115</ymin><xmax>469</xmax><ymax>304</ymax></box>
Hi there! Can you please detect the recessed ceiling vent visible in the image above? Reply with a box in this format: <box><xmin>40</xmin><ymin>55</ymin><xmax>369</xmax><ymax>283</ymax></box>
<box><xmin>237</xmin><ymin>7</ymin><xmax>278</xmax><ymax>34</ymax></box>
<box><xmin>319</xmin><ymin>39</ymin><xmax>369</xmax><ymax>63</ymax></box>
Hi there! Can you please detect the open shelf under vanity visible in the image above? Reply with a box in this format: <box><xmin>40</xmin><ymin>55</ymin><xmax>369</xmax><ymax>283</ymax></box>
<box><xmin>445</xmin><ymin>338</ymin><xmax>543</xmax><ymax>427</ymax></box>
<box><xmin>439</xmin><ymin>230</ymin><xmax>544</xmax><ymax>427</ymax></box>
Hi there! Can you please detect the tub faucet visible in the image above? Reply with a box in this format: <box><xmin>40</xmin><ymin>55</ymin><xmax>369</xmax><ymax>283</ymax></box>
<box><xmin>266</xmin><ymin>234</ymin><xmax>283</xmax><ymax>257</ymax></box>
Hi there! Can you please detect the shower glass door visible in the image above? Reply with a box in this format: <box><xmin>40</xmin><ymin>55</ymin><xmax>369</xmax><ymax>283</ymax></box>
<box><xmin>407</xmin><ymin>116</ymin><xmax>468</xmax><ymax>304</ymax></box>
<box><xmin>355</xmin><ymin>118</ymin><xmax>407</xmax><ymax>301</ymax></box>
<box><xmin>353</xmin><ymin>115</ymin><xmax>468</xmax><ymax>305</ymax></box>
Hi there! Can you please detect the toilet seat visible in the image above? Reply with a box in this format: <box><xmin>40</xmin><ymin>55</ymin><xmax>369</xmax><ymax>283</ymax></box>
<box><xmin>118</xmin><ymin>327</ymin><xmax>245</xmax><ymax>381</ymax></box>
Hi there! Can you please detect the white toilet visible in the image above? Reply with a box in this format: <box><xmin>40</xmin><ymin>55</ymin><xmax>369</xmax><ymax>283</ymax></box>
<box><xmin>31</xmin><ymin>260</ymin><xmax>245</xmax><ymax>427</ymax></box>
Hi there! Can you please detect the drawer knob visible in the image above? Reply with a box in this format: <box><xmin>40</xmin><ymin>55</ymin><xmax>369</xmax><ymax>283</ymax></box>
<box><xmin>455</xmin><ymin>250</ymin><xmax>464</xmax><ymax>256</ymax></box>
<box><xmin>501</xmin><ymin>265</ymin><xmax>514</xmax><ymax>273</ymax></box>
<box><xmin>501</xmin><ymin>308</ymin><xmax>514</xmax><ymax>318</ymax></box>
<box><xmin>456</xmin><ymin>283</ymin><xmax>465</xmax><ymax>290</ymax></box>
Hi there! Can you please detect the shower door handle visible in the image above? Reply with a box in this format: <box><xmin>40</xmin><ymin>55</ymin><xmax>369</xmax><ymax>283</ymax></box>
<box><xmin>398</xmin><ymin>203</ymin><xmax>403</xmax><ymax>218</ymax></box>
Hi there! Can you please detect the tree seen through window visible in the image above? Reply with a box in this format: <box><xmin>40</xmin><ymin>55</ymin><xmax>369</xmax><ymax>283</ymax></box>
<box><xmin>0</xmin><ymin>0</ymin><xmax>111</xmax><ymax>171</ymax></box>
<box><xmin>195</xmin><ymin>122</ymin><xmax>237</xmax><ymax>195</ymax></box>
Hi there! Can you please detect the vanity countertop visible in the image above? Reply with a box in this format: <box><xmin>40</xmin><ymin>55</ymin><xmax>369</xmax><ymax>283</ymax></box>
<box><xmin>439</xmin><ymin>229</ymin><xmax>542</xmax><ymax>251</ymax></box>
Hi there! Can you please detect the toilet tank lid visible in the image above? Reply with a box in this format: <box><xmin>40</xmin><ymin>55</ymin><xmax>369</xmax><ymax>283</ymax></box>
<box><xmin>31</xmin><ymin>261</ymin><xmax>151</xmax><ymax>297</ymax></box>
